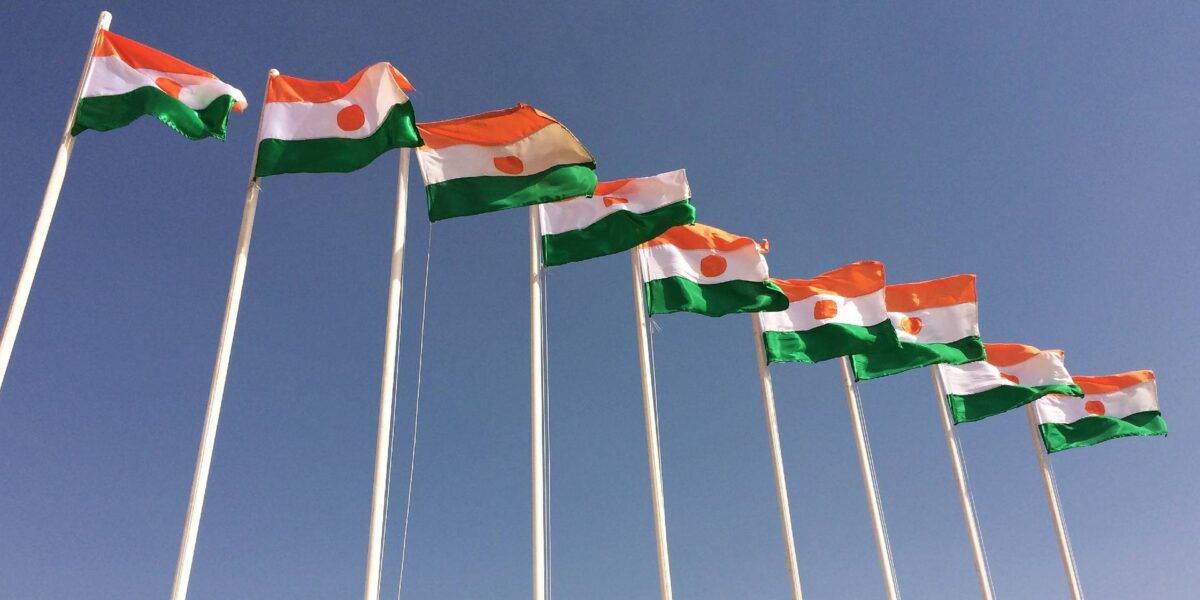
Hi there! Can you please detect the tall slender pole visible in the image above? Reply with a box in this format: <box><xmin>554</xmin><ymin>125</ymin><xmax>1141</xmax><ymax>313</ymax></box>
<box><xmin>630</xmin><ymin>252</ymin><xmax>674</xmax><ymax>600</ymax></box>
<box><xmin>837</xmin><ymin>357</ymin><xmax>900</xmax><ymax>600</ymax></box>
<box><xmin>929</xmin><ymin>367</ymin><xmax>994</xmax><ymax>600</ymax></box>
<box><xmin>1025</xmin><ymin>404</ymin><xmax>1084</xmax><ymax>600</ymax></box>
<box><xmin>750</xmin><ymin>318</ymin><xmax>804</xmax><ymax>600</ymax></box>
<box><xmin>363</xmin><ymin>147</ymin><xmax>412</xmax><ymax>600</ymax></box>
<box><xmin>529</xmin><ymin>207</ymin><xmax>547</xmax><ymax>600</ymax></box>
<box><xmin>170</xmin><ymin>68</ymin><xmax>277</xmax><ymax>600</ymax></box>
<box><xmin>0</xmin><ymin>11</ymin><xmax>110</xmax><ymax>397</ymax></box>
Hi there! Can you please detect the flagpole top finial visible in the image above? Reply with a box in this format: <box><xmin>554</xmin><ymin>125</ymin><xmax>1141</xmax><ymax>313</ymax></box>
<box><xmin>268</xmin><ymin>68</ymin><xmax>280</xmax><ymax>77</ymax></box>
<box><xmin>98</xmin><ymin>11</ymin><xmax>112</xmax><ymax>29</ymax></box>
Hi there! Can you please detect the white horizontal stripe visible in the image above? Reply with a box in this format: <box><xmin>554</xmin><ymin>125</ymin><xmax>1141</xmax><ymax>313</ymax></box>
<box><xmin>1001</xmin><ymin>352</ymin><xmax>1074</xmax><ymax>388</ymax></box>
<box><xmin>758</xmin><ymin>289</ymin><xmax>886</xmax><ymax>332</ymax></box>
<box><xmin>889</xmin><ymin>302</ymin><xmax>979</xmax><ymax>344</ymax></box>
<box><xmin>638</xmin><ymin>244</ymin><xmax>769</xmax><ymax>285</ymax></box>
<box><xmin>416</xmin><ymin>124</ymin><xmax>592</xmax><ymax>185</ymax></box>
<box><xmin>259</xmin><ymin>64</ymin><xmax>411</xmax><ymax>141</ymax></box>
<box><xmin>1035</xmin><ymin>380</ymin><xmax>1159</xmax><ymax>424</ymax></box>
<box><xmin>938</xmin><ymin>362</ymin><xmax>1007</xmax><ymax>395</ymax></box>
<box><xmin>539</xmin><ymin>169</ymin><xmax>689</xmax><ymax>234</ymax></box>
<box><xmin>83</xmin><ymin>55</ymin><xmax>246</xmax><ymax>110</ymax></box>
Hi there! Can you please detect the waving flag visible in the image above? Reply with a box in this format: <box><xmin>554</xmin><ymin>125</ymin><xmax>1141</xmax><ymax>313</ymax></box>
<box><xmin>72</xmin><ymin>31</ymin><xmax>246</xmax><ymax>140</ymax></box>
<box><xmin>852</xmin><ymin>274</ymin><xmax>984</xmax><ymax>380</ymax></box>
<box><xmin>758</xmin><ymin>261</ymin><xmax>900</xmax><ymax>363</ymax></box>
<box><xmin>1035</xmin><ymin>370</ymin><xmax>1167</xmax><ymax>453</ymax></box>
<box><xmin>539</xmin><ymin>169</ymin><xmax>695</xmax><ymax>266</ymax></box>
<box><xmin>938</xmin><ymin>343</ymin><xmax>1083</xmax><ymax>424</ymax></box>
<box><xmin>638</xmin><ymin>224</ymin><xmax>788</xmax><ymax>317</ymax></box>
<box><xmin>417</xmin><ymin>104</ymin><xmax>596</xmax><ymax>221</ymax></box>
<box><xmin>255</xmin><ymin>63</ymin><xmax>422</xmax><ymax>177</ymax></box>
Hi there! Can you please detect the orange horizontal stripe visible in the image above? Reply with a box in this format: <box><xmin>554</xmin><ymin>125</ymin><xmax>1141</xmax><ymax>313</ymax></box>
<box><xmin>984</xmin><ymin>343</ymin><xmax>1047</xmax><ymax>367</ymax></box>
<box><xmin>641</xmin><ymin>223</ymin><xmax>764</xmax><ymax>252</ymax></box>
<box><xmin>417</xmin><ymin>104</ymin><xmax>558</xmax><ymax>149</ymax></box>
<box><xmin>1075</xmin><ymin>370</ymin><xmax>1156</xmax><ymax>395</ymax></box>
<box><xmin>885</xmin><ymin>274</ymin><xmax>976</xmax><ymax>312</ymax></box>
<box><xmin>593</xmin><ymin>177</ymin><xmax>635</xmax><ymax>196</ymax></box>
<box><xmin>94</xmin><ymin>31</ymin><xmax>215</xmax><ymax>78</ymax></box>
<box><xmin>267</xmin><ymin>62</ymin><xmax>414</xmax><ymax>103</ymax></box>
<box><xmin>770</xmin><ymin>261</ymin><xmax>884</xmax><ymax>301</ymax></box>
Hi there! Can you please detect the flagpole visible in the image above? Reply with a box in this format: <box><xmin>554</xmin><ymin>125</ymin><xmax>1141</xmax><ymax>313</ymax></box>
<box><xmin>169</xmin><ymin>68</ymin><xmax>277</xmax><ymax>600</ymax></box>
<box><xmin>630</xmin><ymin>251</ymin><xmax>674</xmax><ymax>600</ymax></box>
<box><xmin>529</xmin><ymin>207</ymin><xmax>547</xmax><ymax>600</ymax></box>
<box><xmin>837</xmin><ymin>357</ymin><xmax>900</xmax><ymax>600</ymax></box>
<box><xmin>0</xmin><ymin>10</ymin><xmax>110</xmax><ymax>397</ymax></box>
<box><xmin>750</xmin><ymin>318</ymin><xmax>804</xmax><ymax>600</ymax></box>
<box><xmin>1024</xmin><ymin>403</ymin><xmax>1084</xmax><ymax>600</ymax></box>
<box><xmin>929</xmin><ymin>367</ymin><xmax>994</xmax><ymax>600</ymax></box>
<box><xmin>363</xmin><ymin>147</ymin><xmax>412</xmax><ymax>600</ymax></box>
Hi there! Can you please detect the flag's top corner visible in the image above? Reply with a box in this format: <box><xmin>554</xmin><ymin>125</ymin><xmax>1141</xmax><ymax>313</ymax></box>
<box><xmin>770</xmin><ymin>260</ymin><xmax>885</xmax><ymax>301</ymax></box>
<box><xmin>643</xmin><ymin>223</ymin><xmax>767</xmax><ymax>253</ymax></box>
<box><xmin>886</xmin><ymin>273</ymin><xmax>976</xmax><ymax>312</ymax></box>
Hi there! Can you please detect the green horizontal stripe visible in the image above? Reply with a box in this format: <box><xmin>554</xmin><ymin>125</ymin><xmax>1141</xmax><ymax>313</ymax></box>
<box><xmin>72</xmin><ymin>88</ymin><xmax>236</xmax><ymax>141</ymax></box>
<box><xmin>949</xmin><ymin>383</ymin><xmax>1083</xmax><ymax>424</ymax></box>
<box><xmin>763</xmin><ymin>320</ymin><xmax>900</xmax><ymax>364</ymax></box>
<box><xmin>426</xmin><ymin>163</ymin><xmax>597</xmax><ymax>222</ymax></box>
<box><xmin>1041</xmin><ymin>411</ymin><xmax>1167</xmax><ymax>453</ymax></box>
<box><xmin>542</xmin><ymin>200</ymin><xmax>695</xmax><ymax>266</ymax></box>
<box><xmin>852</xmin><ymin>336</ymin><xmax>984</xmax><ymax>380</ymax></box>
<box><xmin>255</xmin><ymin>102</ymin><xmax>422</xmax><ymax>177</ymax></box>
<box><xmin>645</xmin><ymin>277</ymin><xmax>788</xmax><ymax>318</ymax></box>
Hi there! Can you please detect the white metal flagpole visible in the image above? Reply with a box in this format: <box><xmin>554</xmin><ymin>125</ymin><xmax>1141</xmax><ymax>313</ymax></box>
<box><xmin>630</xmin><ymin>251</ymin><xmax>674</xmax><ymax>600</ymax></box>
<box><xmin>1025</xmin><ymin>403</ymin><xmax>1084</xmax><ymax>600</ymax></box>
<box><xmin>529</xmin><ymin>207</ymin><xmax>547</xmax><ymax>600</ymax></box>
<box><xmin>0</xmin><ymin>10</ymin><xmax>110</xmax><ymax>397</ymax></box>
<box><xmin>750</xmin><ymin>317</ymin><xmax>804</xmax><ymax>600</ymax></box>
<box><xmin>837</xmin><ymin>357</ymin><xmax>900</xmax><ymax>600</ymax></box>
<box><xmin>929</xmin><ymin>366</ymin><xmax>994</xmax><ymax>600</ymax></box>
<box><xmin>169</xmin><ymin>68</ymin><xmax>278</xmax><ymax>600</ymax></box>
<box><xmin>363</xmin><ymin>147</ymin><xmax>413</xmax><ymax>600</ymax></box>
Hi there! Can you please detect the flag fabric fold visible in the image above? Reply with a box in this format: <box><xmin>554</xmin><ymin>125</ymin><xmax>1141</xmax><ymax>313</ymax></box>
<box><xmin>638</xmin><ymin>224</ymin><xmax>788</xmax><ymax>317</ymax></box>
<box><xmin>938</xmin><ymin>343</ymin><xmax>1083</xmax><ymax>424</ymax></box>
<box><xmin>255</xmin><ymin>62</ymin><xmax>423</xmax><ymax>177</ymax></box>
<box><xmin>416</xmin><ymin>104</ymin><xmax>596</xmax><ymax>221</ymax></box>
<box><xmin>757</xmin><ymin>261</ymin><xmax>900</xmax><ymax>363</ymax></box>
<box><xmin>852</xmin><ymin>274</ymin><xmax>984</xmax><ymax>380</ymax></box>
<box><xmin>1035</xmin><ymin>370</ymin><xmax>1167</xmax><ymax>453</ymax></box>
<box><xmin>72</xmin><ymin>31</ymin><xmax>246</xmax><ymax>140</ymax></box>
<box><xmin>538</xmin><ymin>169</ymin><xmax>695</xmax><ymax>266</ymax></box>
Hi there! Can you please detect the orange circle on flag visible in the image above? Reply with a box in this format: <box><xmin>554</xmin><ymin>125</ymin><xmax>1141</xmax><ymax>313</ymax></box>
<box><xmin>699</xmin><ymin>255</ymin><xmax>727</xmax><ymax>277</ymax></box>
<box><xmin>493</xmin><ymin>155</ymin><xmax>525</xmax><ymax>174</ymax></box>
<box><xmin>337</xmin><ymin>105</ymin><xmax>366</xmax><ymax>131</ymax></box>
<box><xmin>813</xmin><ymin>299</ymin><xmax>839</xmax><ymax>320</ymax></box>
<box><xmin>900</xmin><ymin>316</ymin><xmax>923</xmax><ymax>335</ymax></box>
<box><xmin>1084</xmin><ymin>400</ymin><xmax>1106</xmax><ymax>416</ymax></box>
<box><xmin>155</xmin><ymin>77</ymin><xmax>184</xmax><ymax>99</ymax></box>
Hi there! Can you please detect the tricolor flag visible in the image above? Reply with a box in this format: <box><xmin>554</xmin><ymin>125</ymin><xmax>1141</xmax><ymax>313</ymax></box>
<box><xmin>416</xmin><ymin>104</ymin><xmax>597</xmax><ymax>222</ymax></box>
<box><xmin>938</xmin><ymin>343</ymin><xmax>1083</xmax><ymax>424</ymax></box>
<box><xmin>638</xmin><ymin>224</ymin><xmax>788</xmax><ymax>317</ymax></box>
<box><xmin>72</xmin><ymin>31</ymin><xmax>246</xmax><ymax>140</ymax></box>
<box><xmin>538</xmin><ymin>169</ymin><xmax>695</xmax><ymax>266</ymax></box>
<box><xmin>255</xmin><ymin>63</ymin><xmax>422</xmax><ymax>177</ymax></box>
<box><xmin>1035</xmin><ymin>370</ymin><xmax>1167</xmax><ymax>453</ymax></box>
<box><xmin>757</xmin><ymin>261</ymin><xmax>900</xmax><ymax>363</ymax></box>
<box><xmin>852</xmin><ymin>274</ymin><xmax>984</xmax><ymax>380</ymax></box>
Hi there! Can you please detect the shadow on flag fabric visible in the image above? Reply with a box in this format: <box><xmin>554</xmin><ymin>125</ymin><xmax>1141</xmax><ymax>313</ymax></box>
<box><xmin>938</xmin><ymin>343</ymin><xmax>1083</xmax><ymax>424</ymax></box>
<box><xmin>852</xmin><ymin>274</ymin><xmax>984</xmax><ymax>380</ymax></box>
<box><xmin>72</xmin><ymin>31</ymin><xmax>246</xmax><ymax>140</ymax></box>
<box><xmin>539</xmin><ymin>169</ymin><xmax>695</xmax><ymax>267</ymax></box>
<box><xmin>638</xmin><ymin>224</ymin><xmax>788</xmax><ymax>318</ymax></box>
<box><xmin>757</xmin><ymin>260</ymin><xmax>900</xmax><ymax>364</ymax></box>
<box><xmin>1035</xmin><ymin>370</ymin><xmax>1167</xmax><ymax>453</ymax></box>
<box><xmin>255</xmin><ymin>63</ymin><xmax>423</xmax><ymax>177</ymax></box>
<box><xmin>416</xmin><ymin>104</ymin><xmax>597</xmax><ymax>221</ymax></box>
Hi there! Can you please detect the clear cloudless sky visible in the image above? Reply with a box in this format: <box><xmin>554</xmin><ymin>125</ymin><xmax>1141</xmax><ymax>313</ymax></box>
<box><xmin>1</xmin><ymin>2</ymin><xmax>1197</xmax><ymax>599</ymax></box>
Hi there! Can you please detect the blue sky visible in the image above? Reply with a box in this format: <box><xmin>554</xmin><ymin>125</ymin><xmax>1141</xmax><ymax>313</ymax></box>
<box><xmin>1</xmin><ymin>2</ymin><xmax>1197</xmax><ymax>598</ymax></box>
